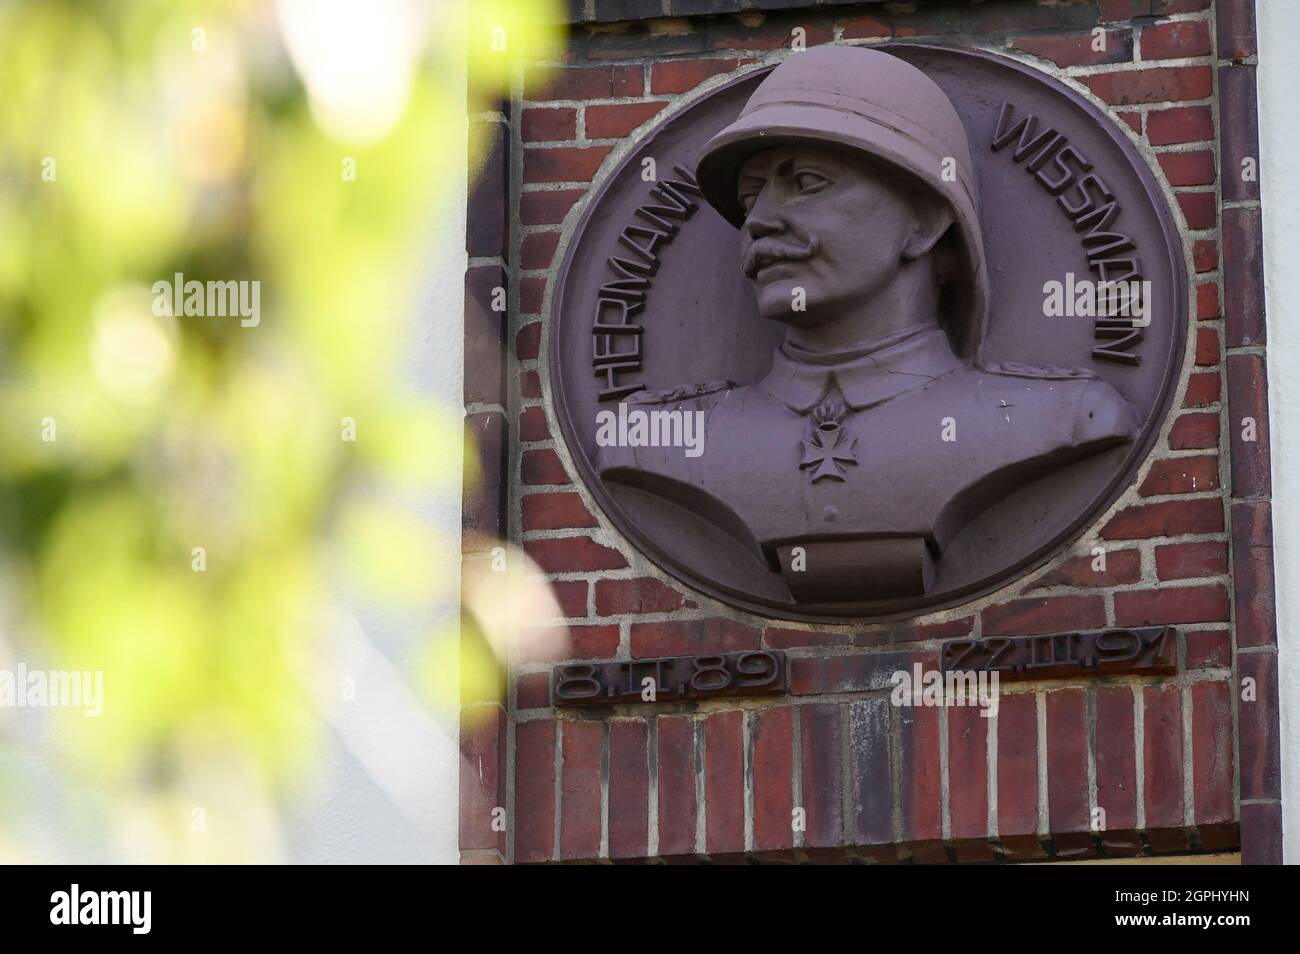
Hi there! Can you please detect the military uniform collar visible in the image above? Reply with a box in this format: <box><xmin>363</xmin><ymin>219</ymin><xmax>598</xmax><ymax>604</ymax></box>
<box><xmin>759</xmin><ymin>326</ymin><xmax>963</xmax><ymax>414</ymax></box>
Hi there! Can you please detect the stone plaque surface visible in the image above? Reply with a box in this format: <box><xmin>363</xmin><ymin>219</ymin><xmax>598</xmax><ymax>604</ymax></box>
<box><xmin>548</xmin><ymin>44</ymin><xmax>1187</xmax><ymax>621</ymax></box>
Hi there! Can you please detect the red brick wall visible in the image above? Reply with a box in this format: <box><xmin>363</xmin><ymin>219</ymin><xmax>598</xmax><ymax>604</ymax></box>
<box><xmin>461</xmin><ymin>0</ymin><xmax>1281</xmax><ymax>863</ymax></box>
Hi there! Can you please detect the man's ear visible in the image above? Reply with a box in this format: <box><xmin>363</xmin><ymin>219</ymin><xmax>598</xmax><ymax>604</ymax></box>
<box><xmin>902</xmin><ymin>192</ymin><xmax>954</xmax><ymax>261</ymax></box>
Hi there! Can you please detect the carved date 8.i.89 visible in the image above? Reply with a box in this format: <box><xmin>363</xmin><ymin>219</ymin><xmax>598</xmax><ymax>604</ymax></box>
<box><xmin>552</xmin><ymin>650</ymin><xmax>786</xmax><ymax>707</ymax></box>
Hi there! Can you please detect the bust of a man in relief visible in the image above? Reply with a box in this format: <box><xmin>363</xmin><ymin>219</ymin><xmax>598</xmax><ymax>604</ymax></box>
<box><xmin>597</xmin><ymin>46</ymin><xmax>1137</xmax><ymax>605</ymax></box>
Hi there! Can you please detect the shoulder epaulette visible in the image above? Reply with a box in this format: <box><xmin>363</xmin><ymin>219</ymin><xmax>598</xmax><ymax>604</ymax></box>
<box><xmin>624</xmin><ymin>380</ymin><xmax>736</xmax><ymax>405</ymax></box>
<box><xmin>980</xmin><ymin>360</ymin><xmax>1096</xmax><ymax>382</ymax></box>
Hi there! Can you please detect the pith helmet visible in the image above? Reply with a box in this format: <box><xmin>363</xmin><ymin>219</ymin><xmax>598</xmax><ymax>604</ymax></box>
<box><xmin>696</xmin><ymin>46</ymin><xmax>989</xmax><ymax>362</ymax></box>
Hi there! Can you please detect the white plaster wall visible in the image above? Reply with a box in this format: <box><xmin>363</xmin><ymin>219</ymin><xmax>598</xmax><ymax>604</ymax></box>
<box><xmin>282</xmin><ymin>96</ymin><xmax>468</xmax><ymax>867</ymax></box>
<box><xmin>1257</xmin><ymin>0</ymin><xmax>1299</xmax><ymax>864</ymax></box>
<box><xmin>282</xmin><ymin>160</ymin><xmax>466</xmax><ymax>864</ymax></box>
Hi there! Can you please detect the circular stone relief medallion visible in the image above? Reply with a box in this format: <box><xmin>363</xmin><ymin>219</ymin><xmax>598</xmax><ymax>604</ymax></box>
<box><xmin>548</xmin><ymin>44</ymin><xmax>1187</xmax><ymax>623</ymax></box>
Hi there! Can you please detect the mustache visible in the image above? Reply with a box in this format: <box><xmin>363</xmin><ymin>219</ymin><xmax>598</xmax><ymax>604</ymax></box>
<box><xmin>742</xmin><ymin>234</ymin><xmax>820</xmax><ymax>279</ymax></box>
